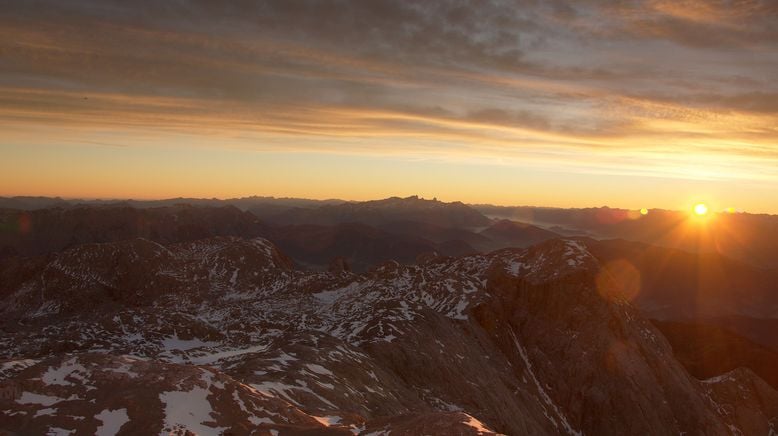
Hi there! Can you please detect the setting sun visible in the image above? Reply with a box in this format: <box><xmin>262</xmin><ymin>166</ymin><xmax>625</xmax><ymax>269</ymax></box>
<box><xmin>694</xmin><ymin>203</ymin><xmax>709</xmax><ymax>216</ymax></box>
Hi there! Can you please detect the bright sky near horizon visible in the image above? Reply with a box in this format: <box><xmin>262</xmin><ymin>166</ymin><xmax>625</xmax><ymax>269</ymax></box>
<box><xmin>1</xmin><ymin>1</ymin><xmax>777</xmax><ymax>213</ymax></box>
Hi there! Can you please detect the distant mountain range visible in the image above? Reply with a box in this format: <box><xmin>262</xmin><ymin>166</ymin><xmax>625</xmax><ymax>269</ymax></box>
<box><xmin>4</xmin><ymin>195</ymin><xmax>777</xmax><ymax>268</ymax></box>
<box><xmin>475</xmin><ymin>204</ymin><xmax>778</xmax><ymax>269</ymax></box>
<box><xmin>0</xmin><ymin>195</ymin><xmax>346</xmax><ymax>212</ymax></box>
<box><xmin>0</xmin><ymin>196</ymin><xmax>561</xmax><ymax>271</ymax></box>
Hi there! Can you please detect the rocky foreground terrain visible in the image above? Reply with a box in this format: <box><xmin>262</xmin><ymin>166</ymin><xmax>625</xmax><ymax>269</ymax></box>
<box><xmin>1</xmin><ymin>235</ymin><xmax>777</xmax><ymax>435</ymax></box>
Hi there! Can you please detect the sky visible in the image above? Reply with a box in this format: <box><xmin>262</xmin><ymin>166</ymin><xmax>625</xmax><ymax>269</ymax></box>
<box><xmin>1</xmin><ymin>0</ymin><xmax>777</xmax><ymax>213</ymax></box>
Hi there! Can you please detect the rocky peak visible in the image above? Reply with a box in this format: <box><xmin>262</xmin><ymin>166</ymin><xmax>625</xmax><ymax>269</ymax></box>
<box><xmin>1</xmin><ymin>236</ymin><xmax>775</xmax><ymax>435</ymax></box>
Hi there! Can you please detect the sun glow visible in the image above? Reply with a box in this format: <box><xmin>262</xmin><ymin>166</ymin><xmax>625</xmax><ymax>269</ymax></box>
<box><xmin>693</xmin><ymin>203</ymin><xmax>709</xmax><ymax>216</ymax></box>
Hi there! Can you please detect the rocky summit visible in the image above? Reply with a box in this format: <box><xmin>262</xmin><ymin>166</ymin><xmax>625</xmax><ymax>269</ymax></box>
<box><xmin>1</xmin><ymin>236</ymin><xmax>777</xmax><ymax>435</ymax></box>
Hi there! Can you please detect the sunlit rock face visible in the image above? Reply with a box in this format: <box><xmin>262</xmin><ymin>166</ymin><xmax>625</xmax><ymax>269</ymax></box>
<box><xmin>1</xmin><ymin>237</ymin><xmax>776</xmax><ymax>434</ymax></box>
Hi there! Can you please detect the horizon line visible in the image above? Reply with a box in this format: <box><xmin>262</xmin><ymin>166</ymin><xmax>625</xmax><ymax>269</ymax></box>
<box><xmin>0</xmin><ymin>193</ymin><xmax>770</xmax><ymax>217</ymax></box>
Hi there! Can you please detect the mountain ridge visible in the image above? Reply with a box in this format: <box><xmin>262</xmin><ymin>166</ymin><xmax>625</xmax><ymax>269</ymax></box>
<box><xmin>1</xmin><ymin>235</ymin><xmax>776</xmax><ymax>434</ymax></box>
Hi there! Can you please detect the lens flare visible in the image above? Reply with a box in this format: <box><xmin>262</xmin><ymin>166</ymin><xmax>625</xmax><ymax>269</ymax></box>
<box><xmin>596</xmin><ymin>259</ymin><xmax>641</xmax><ymax>303</ymax></box>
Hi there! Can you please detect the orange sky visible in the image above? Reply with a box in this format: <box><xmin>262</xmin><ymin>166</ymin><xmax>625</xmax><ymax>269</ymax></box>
<box><xmin>1</xmin><ymin>1</ymin><xmax>777</xmax><ymax>213</ymax></box>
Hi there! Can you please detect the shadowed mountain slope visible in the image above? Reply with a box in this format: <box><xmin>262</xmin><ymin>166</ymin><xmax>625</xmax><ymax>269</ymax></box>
<box><xmin>652</xmin><ymin>320</ymin><xmax>778</xmax><ymax>391</ymax></box>
<box><xmin>479</xmin><ymin>219</ymin><xmax>560</xmax><ymax>249</ymax></box>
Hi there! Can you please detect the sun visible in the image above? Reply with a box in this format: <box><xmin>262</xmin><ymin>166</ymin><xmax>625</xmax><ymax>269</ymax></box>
<box><xmin>693</xmin><ymin>203</ymin><xmax>708</xmax><ymax>216</ymax></box>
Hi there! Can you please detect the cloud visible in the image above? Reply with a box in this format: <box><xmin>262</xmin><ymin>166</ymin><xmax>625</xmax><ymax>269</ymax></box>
<box><xmin>571</xmin><ymin>0</ymin><xmax>778</xmax><ymax>49</ymax></box>
<box><xmin>0</xmin><ymin>0</ymin><xmax>776</xmax><ymax>186</ymax></box>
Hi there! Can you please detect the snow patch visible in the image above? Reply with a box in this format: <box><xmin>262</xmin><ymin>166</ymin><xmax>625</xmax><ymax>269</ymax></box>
<box><xmin>306</xmin><ymin>364</ymin><xmax>333</xmax><ymax>376</ymax></box>
<box><xmin>188</xmin><ymin>344</ymin><xmax>270</xmax><ymax>365</ymax></box>
<box><xmin>34</xmin><ymin>408</ymin><xmax>57</xmax><ymax>417</ymax></box>
<box><xmin>95</xmin><ymin>408</ymin><xmax>130</xmax><ymax>436</ymax></box>
<box><xmin>446</xmin><ymin>297</ymin><xmax>469</xmax><ymax>320</ymax></box>
<box><xmin>41</xmin><ymin>358</ymin><xmax>88</xmax><ymax>387</ymax></box>
<box><xmin>159</xmin><ymin>385</ymin><xmax>226</xmax><ymax>436</ymax></box>
<box><xmin>702</xmin><ymin>373</ymin><xmax>735</xmax><ymax>384</ymax></box>
<box><xmin>161</xmin><ymin>333</ymin><xmax>219</xmax><ymax>351</ymax></box>
<box><xmin>0</xmin><ymin>359</ymin><xmax>39</xmax><ymax>380</ymax></box>
<box><xmin>17</xmin><ymin>392</ymin><xmax>74</xmax><ymax>406</ymax></box>
<box><xmin>507</xmin><ymin>260</ymin><xmax>525</xmax><ymax>276</ymax></box>
<box><xmin>563</xmin><ymin>240</ymin><xmax>590</xmax><ymax>268</ymax></box>
<box><xmin>313</xmin><ymin>283</ymin><xmax>358</xmax><ymax>305</ymax></box>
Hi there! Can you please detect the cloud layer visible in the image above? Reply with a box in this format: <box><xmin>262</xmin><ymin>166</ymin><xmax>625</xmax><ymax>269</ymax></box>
<box><xmin>1</xmin><ymin>0</ymin><xmax>777</xmax><ymax>204</ymax></box>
